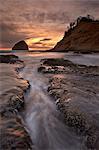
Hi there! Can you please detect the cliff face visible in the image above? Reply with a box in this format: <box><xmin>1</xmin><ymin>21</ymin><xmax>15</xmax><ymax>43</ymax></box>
<box><xmin>52</xmin><ymin>20</ymin><xmax>99</xmax><ymax>53</ymax></box>
<box><xmin>12</xmin><ymin>40</ymin><xmax>29</xmax><ymax>50</ymax></box>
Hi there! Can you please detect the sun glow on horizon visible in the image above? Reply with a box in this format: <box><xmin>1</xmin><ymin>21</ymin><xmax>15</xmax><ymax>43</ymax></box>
<box><xmin>25</xmin><ymin>35</ymin><xmax>63</xmax><ymax>50</ymax></box>
<box><xmin>0</xmin><ymin>34</ymin><xmax>63</xmax><ymax>51</ymax></box>
<box><xmin>25</xmin><ymin>37</ymin><xmax>44</xmax><ymax>45</ymax></box>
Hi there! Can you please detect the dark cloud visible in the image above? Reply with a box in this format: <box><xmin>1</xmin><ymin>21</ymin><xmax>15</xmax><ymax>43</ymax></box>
<box><xmin>0</xmin><ymin>22</ymin><xmax>28</xmax><ymax>48</ymax></box>
<box><xmin>82</xmin><ymin>0</ymin><xmax>99</xmax><ymax>8</ymax></box>
<box><xmin>33</xmin><ymin>42</ymin><xmax>42</xmax><ymax>45</ymax></box>
<box><xmin>40</xmin><ymin>38</ymin><xmax>51</xmax><ymax>41</ymax></box>
<box><xmin>21</xmin><ymin>11</ymin><xmax>70</xmax><ymax>24</ymax></box>
<box><xmin>29</xmin><ymin>43</ymin><xmax>51</xmax><ymax>50</ymax></box>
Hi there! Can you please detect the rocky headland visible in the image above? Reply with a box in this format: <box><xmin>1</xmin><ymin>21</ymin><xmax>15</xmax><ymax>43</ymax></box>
<box><xmin>0</xmin><ymin>55</ymin><xmax>32</xmax><ymax>149</ymax></box>
<box><xmin>38</xmin><ymin>58</ymin><xmax>99</xmax><ymax>149</ymax></box>
<box><xmin>51</xmin><ymin>16</ymin><xmax>99</xmax><ymax>53</ymax></box>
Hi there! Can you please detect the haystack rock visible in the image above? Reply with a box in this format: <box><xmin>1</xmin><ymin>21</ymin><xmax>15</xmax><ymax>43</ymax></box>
<box><xmin>12</xmin><ymin>40</ymin><xmax>29</xmax><ymax>50</ymax></box>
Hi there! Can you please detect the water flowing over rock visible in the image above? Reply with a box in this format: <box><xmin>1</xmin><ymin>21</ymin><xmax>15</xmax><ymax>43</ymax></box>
<box><xmin>12</xmin><ymin>40</ymin><xmax>29</xmax><ymax>50</ymax></box>
<box><xmin>19</xmin><ymin>53</ymin><xmax>87</xmax><ymax>150</ymax></box>
<box><xmin>39</xmin><ymin>57</ymin><xmax>99</xmax><ymax>149</ymax></box>
<box><xmin>1</xmin><ymin>52</ymin><xmax>99</xmax><ymax>149</ymax></box>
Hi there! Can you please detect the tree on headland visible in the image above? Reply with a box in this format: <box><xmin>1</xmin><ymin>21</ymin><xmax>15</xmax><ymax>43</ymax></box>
<box><xmin>67</xmin><ymin>14</ymin><xmax>95</xmax><ymax>32</ymax></box>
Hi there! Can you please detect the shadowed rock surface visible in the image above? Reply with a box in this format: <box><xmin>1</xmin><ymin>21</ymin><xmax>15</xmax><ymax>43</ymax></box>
<box><xmin>12</xmin><ymin>40</ymin><xmax>29</xmax><ymax>50</ymax></box>
<box><xmin>38</xmin><ymin>58</ymin><xmax>99</xmax><ymax>149</ymax></box>
<box><xmin>0</xmin><ymin>55</ymin><xmax>32</xmax><ymax>149</ymax></box>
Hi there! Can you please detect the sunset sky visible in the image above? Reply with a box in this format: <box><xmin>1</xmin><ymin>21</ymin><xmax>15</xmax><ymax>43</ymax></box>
<box><xmin>0</xmin><ymin>0</ymin><xmax>99</xmax><ymax>50</ymax></box>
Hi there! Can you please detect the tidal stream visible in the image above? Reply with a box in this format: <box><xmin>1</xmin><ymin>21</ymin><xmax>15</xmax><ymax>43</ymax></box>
<box><xmin>17</xmin><ymin>52</ymin><xmax>99</xmax><ymax>150</ymax></box>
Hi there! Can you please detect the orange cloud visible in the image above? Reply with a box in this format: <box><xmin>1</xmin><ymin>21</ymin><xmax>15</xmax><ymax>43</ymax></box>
<box><xmin>25</xmin><ymin>35</ymin><xmax>63</xmax><ymax>50</ymax></box>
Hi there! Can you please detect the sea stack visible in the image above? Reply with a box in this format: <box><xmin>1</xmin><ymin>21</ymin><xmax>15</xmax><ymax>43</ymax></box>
<box><xmin>12</xmin><ymin>40</ymin><xmax>29</xmax><ymax>50</ymax></box>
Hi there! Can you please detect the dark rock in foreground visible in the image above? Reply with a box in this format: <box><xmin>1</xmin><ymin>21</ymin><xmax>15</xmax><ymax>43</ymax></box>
<box><xmin>0</xmin><ymin>54</ymin><xmax>22</xmax><ymax>63</ymax></box>
<box><xmin>0</xmin><ymin>55</ymin><xmax>32</xmax><ymax>149</ymax></box>
<box><xmin>12</xmin><ymin>40</ymin><xmax>29</xmax><ymax>50</ymax></box>
<box><xmin>38</xmin><ymin>58</ymin><xmax>99</xmax><ymax>149</ymax></box>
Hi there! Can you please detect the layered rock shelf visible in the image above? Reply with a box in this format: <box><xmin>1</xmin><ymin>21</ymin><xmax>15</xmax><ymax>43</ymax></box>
<box><xmin>0</xmin><ymin>55</ymin><xmax>32</xmax><ymax>149</ymax></box>
<box><xmin>38</xmin><ymin>58</ymin><xmax>99</xmax><ymax>149</ymax></box>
